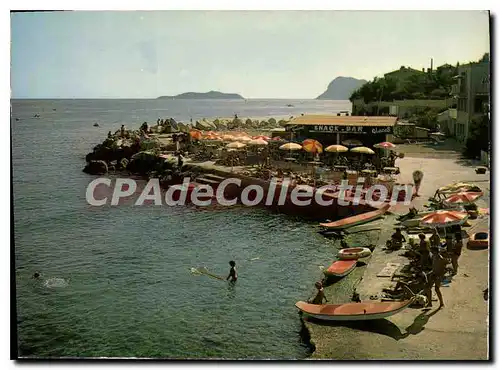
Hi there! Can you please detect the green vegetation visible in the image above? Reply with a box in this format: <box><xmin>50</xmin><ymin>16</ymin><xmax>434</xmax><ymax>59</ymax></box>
<box><xmin>350</xmin><ymin>53</ymin><xmax>489</xmax><ymax>104</ymax></box>
<box><xmin>463</xmin><ymin>113</ymin><xmax>490</xmax><ymax>159</ymax></box>
<box><xmin>349</xmin><ymin>64</ymin><xmax>458</xmax><ymax>103</ymax></box>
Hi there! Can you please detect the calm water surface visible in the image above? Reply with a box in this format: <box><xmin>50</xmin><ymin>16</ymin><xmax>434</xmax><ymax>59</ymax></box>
<box><xmin>13</xmin><ymin>99</ymin><xmax>360</xmax><ymax>358</ymax></box>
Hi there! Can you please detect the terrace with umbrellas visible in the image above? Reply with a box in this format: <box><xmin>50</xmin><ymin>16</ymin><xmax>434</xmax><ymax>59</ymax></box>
<box><xmin>184</xmin><ymin>127</ymin><xmax>404</xmax><ymax>190</ymax></box>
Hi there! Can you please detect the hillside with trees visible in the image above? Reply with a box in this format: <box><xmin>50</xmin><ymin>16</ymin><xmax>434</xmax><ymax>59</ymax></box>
<box><xmin>349</xmin><ymin>64</ymin><xmax>458</xmax><ymax>103</ymax></box>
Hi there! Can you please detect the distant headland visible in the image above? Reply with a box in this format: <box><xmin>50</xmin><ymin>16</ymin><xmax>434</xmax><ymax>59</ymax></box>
<box><xmin>315</xmin><ymin>76</ymin><xmax>367</xmax><ymax>100</ymax></box>
<box><xmin>157</xmin><ymin>91</ymin><xmax>244</xmax><ymax>100</ymax></box>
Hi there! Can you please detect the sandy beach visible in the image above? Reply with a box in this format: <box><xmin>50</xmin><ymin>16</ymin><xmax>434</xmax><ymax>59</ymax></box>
<box><xmin>304</xmin><ymin>143</ymin><xmax>490</xmax><ymax>360</ymax></box>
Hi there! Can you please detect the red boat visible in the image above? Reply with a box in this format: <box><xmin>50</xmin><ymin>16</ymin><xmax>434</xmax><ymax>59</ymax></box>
<box><xmin>319</xmin><ymin>204</ymin><xmax>391</xmax><ymax>230</ymax></box>
<box><xmin>323</xmin><ymin>260</ymin><xmax>357</xmax><ymax>278</ymax></box>
<box><xmin>295</xmin><ymin>298</ymin><xmax>414</xmax><ymax>321</ymax></box>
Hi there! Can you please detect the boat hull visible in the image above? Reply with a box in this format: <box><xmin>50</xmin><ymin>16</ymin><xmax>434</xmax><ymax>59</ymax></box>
<box><xmin>319</xmin><ymin>204</ymin><xmax>390</xmax><ymax>230</ymax></box>
<box><xmin>295</xmin><ymin>299</ymin><xmax>414</xmax><ymax>322</ymax></box>
<box><xmin>324</xmin><ymin>260</ymin><xmax>357</xmax><ymax>277</ymax></box>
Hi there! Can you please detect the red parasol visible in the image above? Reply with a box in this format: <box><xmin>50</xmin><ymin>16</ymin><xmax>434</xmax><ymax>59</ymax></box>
<box><xmin>189</xmin><ymin>129</ymin><xmax>203</xmax><ymax>140</ymax></box>
<box><xmin>444</xmin><ymin>192</ymin><xmax>483</xmax><ymax>205</ymax></box>
<box><xmin>374</xmin><ymin>142</ymin><xmax>397</xmax><ymax>149</ymax></box>
<box><xmin>420</xmin><ymin>210</ymin><xmax>469</xmax><ymax>228</ymax></box>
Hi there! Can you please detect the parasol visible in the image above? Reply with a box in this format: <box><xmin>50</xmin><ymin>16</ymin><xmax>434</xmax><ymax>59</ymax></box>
<box><xmin>248</xmin><ymin>139</ymin><xmax>269</xmax><ymax>146</ymax></box>
<box><xmin>350</xmin><ymin>146</ymin><xmax>375</xmax><ymax>155</ymax></box>
<box><xmin>189</xmin><ymin>129</ymin><xmax>203</xmax><ymax>140</ymax></box>
<box><xmin>374</xmin><ymin>142</ymin><xmax>397</xmax><ymax>150</ymax></box>
<box><xmin>302</xmin><ymin>139</ymin><xmax>323</xmax><ymax>154</ymax></box>
<box><xmin>444</xmin><ymin>192</ymin><xmax>483</xmax><ymax>206</ymax></box>
<box><xmin>226</xmin><ymin>142</ymin><xmax>247</xmax><ymax>149</ymax></box>
<box><xmin>279</xmin><ymin>142</ymin><xmax>302</xmax><ymax>151</ymax></box>
<box><xmin>420</xmin><ymin>210</ymin><xmax>469</xmax><ymax>228</ymax></box>
<box><xmin>253</xmin><ymin>135</ymin><xmax>271</xmax><ymax>141</ymax></box>
<box><xmin>325</xmin><ymin>145</ymin><xmax>348</xmax><ymax>153</ymax></box>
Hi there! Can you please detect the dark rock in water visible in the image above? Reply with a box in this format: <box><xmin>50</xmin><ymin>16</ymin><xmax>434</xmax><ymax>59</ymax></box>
<box><xmin>83</xmin><ymin>160</ymin><xmax>108</xmax><ymax>175</ymax></box>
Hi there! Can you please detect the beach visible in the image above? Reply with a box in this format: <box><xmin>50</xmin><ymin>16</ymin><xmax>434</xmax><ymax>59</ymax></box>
<box><xmin>304</xmin><ymin>146</ymin><xmax>490</xmax><ymax>360</ymax></box>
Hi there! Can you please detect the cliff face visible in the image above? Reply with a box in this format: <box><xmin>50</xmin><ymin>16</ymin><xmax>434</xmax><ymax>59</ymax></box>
<box><xmin>316</xmin><ymin>77</ymin><xmax>367</xmax><ymax>100</ymax></box>
<box><xmin>157</xmin><ymin>91</ymin><xmax>244</xmax><ymax>99</ymax></box>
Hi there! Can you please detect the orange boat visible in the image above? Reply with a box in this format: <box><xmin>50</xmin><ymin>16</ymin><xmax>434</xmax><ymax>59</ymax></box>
<box><xmin>319</xmin><ymin>204</ymin><xmax>391</xmax><ymax>230</ymax></box>
<box><xmin>467</xmin><ymin>232</ymin><xmax>489</xmax><ymax>250</ymax></box>
<box><xmin>295</xmin><ymin>298</ymin><xmax>414</xmax><ymax>321</ymax></box>
<box><xmin>323</xmin><ymin>260</ymin><xmax>356</xmax><ymax>278</ymax></box>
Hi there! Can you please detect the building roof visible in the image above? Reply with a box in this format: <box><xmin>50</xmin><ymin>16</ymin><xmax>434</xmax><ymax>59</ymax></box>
<box><xmin>287</xmin><ymin>115</ymin><xmax>398</xmax><ymax>127</ymax></box>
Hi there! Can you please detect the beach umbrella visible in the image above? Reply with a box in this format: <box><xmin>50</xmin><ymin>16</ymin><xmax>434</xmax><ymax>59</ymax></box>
<box><xmin>279</xmin><ymin>142</ymin><xmax>302</xmax><ymax>151</ymax></box>
<box><xmin>444</xmin><ymin>192</ymin><xmax>483</xmax><ymax>206</ymax></box>
<box><xmin>342</xmin><ymin>139</ymin><xmax>363</xmax><ymax>146</ymax></box>
<box><xmin>253</xmin><ymin>135</ymin><xmax>271</xmax><ymax>141</ymax></box>
<box><xmin>350</xmin><ymin>146</ymin><xmax>375</xmax><ymax>155</ymax></box>
<box><xmin>189</xmin><ymin>129</ymin><xmax>203</xmax><ymax>140</ymax></box>
<box><xmin>420</xmin><ymin>210</ymin><xmax>469</xmax><ymax>228</ymax></box>
<box><xmin>237</xmin><ymin>136</ymin><xmax>252</xmax><ymax>142</ymax></box>
<box><xmin>325</xmin><ymin>144</ymin><xmax>348</xmax><ymax>153</ymax></box>
<box><xmin>226</xmin><ymin>141</ymin><xmax>247</xmax><ymax>149</ymax></box>
<box><xmin>438</xmin><ymin>182</ymin><xmax>481</xmax><ymax>194</ymax></box>
<box><xmin>302</xmin><ymin>139</ymin><xmax>323</xmax><ymax>154</ymax></box>
<box><xmin>248</xmin><ymin>139</ymin><xmax>269</xmax><ymax>146</ymax></box>
<box><xmin>374</xmin><ymin>142</ymin><xmax>397</xmax><ymax>150</ymax></box>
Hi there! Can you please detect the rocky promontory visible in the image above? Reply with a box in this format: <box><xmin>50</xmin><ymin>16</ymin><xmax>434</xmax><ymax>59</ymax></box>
<box><xmin>316</xmin><ymin>76</ymin><xmax>367</xmax><ymax>100</ymax></box>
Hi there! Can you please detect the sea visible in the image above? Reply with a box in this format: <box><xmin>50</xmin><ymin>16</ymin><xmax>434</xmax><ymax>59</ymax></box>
<box><xmin>12</xmin><ymin>98</ymin><xmax>366</xmax><ymax>359</ymax></box>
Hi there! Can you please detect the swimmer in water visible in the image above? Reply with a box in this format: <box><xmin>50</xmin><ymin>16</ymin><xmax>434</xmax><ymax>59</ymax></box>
<box><xmin>32</xmin><ymin>272</ymin><xmax>41</xmax><ymax>279</ymax></box>
<box><xmin>227</xmin><ymin>261</ymin><xmax>237</xmax><ymax>282</ymax></box>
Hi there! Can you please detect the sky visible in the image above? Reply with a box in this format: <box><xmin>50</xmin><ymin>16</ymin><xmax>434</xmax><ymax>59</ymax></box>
<box><xmin>10</xmin><ymin>10</ymin><xmax>490</xmax><ymax>99</ymax></box>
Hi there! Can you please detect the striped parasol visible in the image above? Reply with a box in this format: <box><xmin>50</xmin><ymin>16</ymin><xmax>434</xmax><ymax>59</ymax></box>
<box><xmin>325</xmin><ymin>144</ymin><xmax>348</xmax><ymax>153</ymax></box>
<box><xmin>302</xmin><ymin>139</ymin><xmax>323</xmax><ymax>154</ymax></box>
<box><xmin>444</xmin><ymin>192</ymin><xmax>483</xmax><ymax>205</ymax></box>
<box><xmin>420</xmin><ymin>210</ymin><xmax>469</xmax><ymax>228</ymax></box>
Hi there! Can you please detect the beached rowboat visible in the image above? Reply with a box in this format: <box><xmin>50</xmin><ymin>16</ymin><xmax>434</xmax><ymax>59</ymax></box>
<box><xmin>338</xmin><ymin>247</ymin><xmax>372</xmax><ymax>260</ymax></box>
<box><xmin>323</xmin><ymin>260</ymin><xmax>357</xmax><ymax>278</ymax></box>
<box><xmin>295</xmin><ymin>298</ymin><xmax>414</xmax><ymax>321</ymax></box>
<box><xmin>319</xmin><ymin>204</ymin><xmax>391</xmax><ymax>230</ymax></box>
<box><xmin>467</xmin><ymin>232</ymin><xmax>489</xmax><ymax>250</ymax></box>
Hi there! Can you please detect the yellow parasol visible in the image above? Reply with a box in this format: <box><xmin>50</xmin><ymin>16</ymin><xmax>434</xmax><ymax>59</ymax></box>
<box><xmin>325</xmin><ymin>144</ymin><xmax>348</xmax><ymax>153</ymax></box>
<box><xmin>248</xmin><ymin>139</ymin><xmax>269</xmax><ymax>146</ymax></box>
<box><xmin>279</xmin><ymin>142</ymin><xmax>302</xmax><ymax>151</ymax></box>
<box><xmin>350</xmin><ymin>146</ymin><xmax>375</xmax><ymax>155</ymax></box>
<box><xmin>226</xmin><ymin>141</ymin><xmax>247</xmax><ymax>149</ymax></box>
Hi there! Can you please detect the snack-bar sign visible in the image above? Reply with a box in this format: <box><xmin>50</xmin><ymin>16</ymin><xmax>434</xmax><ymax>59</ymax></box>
<box><xmin>306</xmin><ymin>125</ymin><xmax>393</xmax><ymax>134</ymax></box>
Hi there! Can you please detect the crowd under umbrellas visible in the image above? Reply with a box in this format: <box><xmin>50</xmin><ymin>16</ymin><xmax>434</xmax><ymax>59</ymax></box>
<box><xmin>185</xmin><ymin>128</ymin><xmax>404</xmax><ymax>187</ymax></box>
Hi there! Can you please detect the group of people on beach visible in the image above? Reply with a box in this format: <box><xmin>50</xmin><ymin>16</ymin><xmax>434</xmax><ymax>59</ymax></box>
<box><xmin>402</xmin><ymin>228</ymin><xmax>464</xmax><ymax>308</ymax></box>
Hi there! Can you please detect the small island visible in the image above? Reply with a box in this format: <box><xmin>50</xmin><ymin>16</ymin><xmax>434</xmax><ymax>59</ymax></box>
<box><xmin>157</xmin><ymin>90</ymin><xmax>244</xmax><ymax>100</ymax></box>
